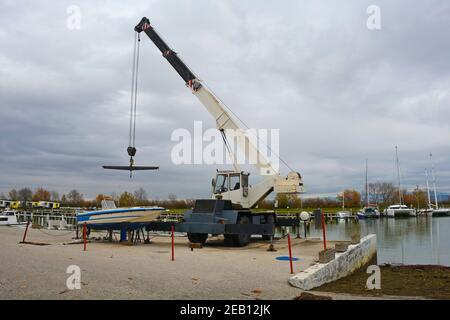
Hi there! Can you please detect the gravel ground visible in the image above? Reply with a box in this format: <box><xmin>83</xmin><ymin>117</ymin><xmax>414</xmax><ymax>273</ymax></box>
<box><xmin>0</xmin><ymin>226</ymin><xmax>325</xmax><ymax>300</ymax></box>
<box><xmin>1</xmin><ymin>226</ymin><xmax>427</xmax><ymax>300</ymax></box>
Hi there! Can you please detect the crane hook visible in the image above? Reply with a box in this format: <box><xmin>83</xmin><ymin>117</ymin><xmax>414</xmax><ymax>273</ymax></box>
<box><xmin>127</xmin><ymin>146</ymin><xmax>137</xmax><ymax>178</ymax></box>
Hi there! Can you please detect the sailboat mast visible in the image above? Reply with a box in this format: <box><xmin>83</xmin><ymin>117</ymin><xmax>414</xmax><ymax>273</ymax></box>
<box><xmin>365</xmin><ymin>159</ymin><xmax>369</xmax><ymax>207</ymax></box>
<box><xmin>425</xmin><ymin>169</ymin><xmax>432</xmax><ymax>209</ymax></box>
<box><xmin>430</xmin><ymin>153</ymin><xmax>439</xmax><ymax>209</ymax></box>
<box><xmin>342</xmin><ymin>190</ymin><xmax>345</xmax><ymax>210</ymax></box>
<box><xmin>395</xmin><ymin>146</ymin><xmax>403</xmax><ymax>205</ymax></box>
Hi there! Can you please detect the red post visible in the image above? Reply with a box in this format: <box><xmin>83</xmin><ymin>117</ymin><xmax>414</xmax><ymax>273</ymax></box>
<box><xmin>321</xmin><ymin>209</ymin><xmax>327</xmax><ymax>250</ymax></box>
<box><xmin>83</xmin><ymin>223</ymin><xmax>87</xmax><ymax>251</ymax></box>
<box><xmin>22</xmin><ymin>220</ymin><xmax>30</xmax><ymax>243</ymax></box>
<box><xmin>287</xmin><ymin>234</ymin><xmax>293</xmax><ymax>274</ymax></box>
<box><xmin>171</xmin><ymin>225</ymin><xmax>175</xmax><ymax>261</ymax></box>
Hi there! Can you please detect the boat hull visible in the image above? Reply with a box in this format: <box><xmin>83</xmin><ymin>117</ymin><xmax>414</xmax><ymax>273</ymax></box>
<box><xmin>386</xmin><ymin>209</ymin><xmax>416</xmax><ymax>217</ymax></box>
<box><xmin>431</xmin><ymin>208</ymin><xmax>450</xmax><ymax>217</ymax></box>
<box><xmin>336</xmin><ymin>211</ymin><xmax>351</xmax><ymax>219</ymax></box>
<box><xmin>77</xmin><ymin>207</ymin><xmax>165</xmax><ymax>230</ymax></box>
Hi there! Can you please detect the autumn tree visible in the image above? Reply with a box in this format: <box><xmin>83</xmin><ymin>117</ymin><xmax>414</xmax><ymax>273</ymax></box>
<box><xmin>119</xmin><ymin>192</ymin><xmax>136</xmax><ymax>207</ymax></box>
<box><xmin>336</xmin><ymin>189</ymin><xmax>361</xmax><ymax>208</ymax></box>
<box><xmin>405</xmin><ymin>188</ymin><xmax>428</xmax><ymax>209</ymax></box>
<box><xmin>32</xmin><ymin>188</ymin><xmax>51</xmax><ymax>201</ymax></box>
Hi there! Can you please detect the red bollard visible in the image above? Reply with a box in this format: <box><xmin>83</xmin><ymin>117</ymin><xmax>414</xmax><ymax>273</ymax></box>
<box><xmin>321</xmin><ymin>209</ymin><xmax>327</xmax><ymax>250</ymax></box>
<box><xmin>22</xmin><ymin>220</ymin><xmax>30</xmax><ymax>243</ymax></box>
<box><xmin>83</xmin><ymin>223</ymin><xmax>87</xmax><ymax>251</ymax></box>
<box><xmin>171</xmin><ymin>225</ymin><xmax>175</xmax><ymax>261</ymax></box>
<box><xmin>287</xmin><ymin>234</ymin><xmax>293</xmax><ymax>274</ymax></box>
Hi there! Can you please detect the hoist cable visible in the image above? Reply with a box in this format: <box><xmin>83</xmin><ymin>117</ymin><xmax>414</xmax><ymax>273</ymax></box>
<box><xmin>129</xmin><ymin>32</ymin><xmax>138</xmax><ymax>148</ymax></box>
<box><xmin>132</xmin><ymin>33</ymin><xmax>141</xmax><ymax>148</ymax></box>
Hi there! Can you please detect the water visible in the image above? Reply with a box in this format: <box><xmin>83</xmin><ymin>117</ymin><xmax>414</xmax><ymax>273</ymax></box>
<box><xmin>277</xmin><ymin>217</ymin><xmax>450</xmax><ymax>266</ymax></box>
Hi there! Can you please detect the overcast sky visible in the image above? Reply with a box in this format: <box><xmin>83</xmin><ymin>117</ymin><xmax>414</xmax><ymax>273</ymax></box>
<box><xmin>1</xmin><ymin>0</ymin><xmax>449</xmax><ymax>200</ymax></box>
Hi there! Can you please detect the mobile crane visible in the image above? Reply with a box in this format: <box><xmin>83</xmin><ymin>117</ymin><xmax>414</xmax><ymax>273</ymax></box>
<box><xmin>135</xmin><ymin>17</ymin><xmax>303</xmax><ymax>246</ymax></box>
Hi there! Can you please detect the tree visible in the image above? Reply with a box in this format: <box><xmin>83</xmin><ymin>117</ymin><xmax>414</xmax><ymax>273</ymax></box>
<box><xmin>32</xmin><ymin>188</ymin><xmax>51</xmax><ymax>201</ymax></box>
<box><xmin>405</xmin><ymin>188</ymin><xmax>427</xmax><ymax>209</ymax></box>
<box><xmin>50</xmin><ymin>191</ymin><xmax>60</xmax><ymax>202</ymax></box>
<box><xmin>18</xmin><ymin>188</ymin><xmax>33</xmax><ymax>202</ymax></box>
<box><xmin>9</xmin><ymin>189</ymin><xmax>18</xmax><ymax>200</ymax></box>
<box><xmin>119</xmin><ymin>192</ymin><xmax>136</xmax><ymax>207</ymax></box>
<box><xmin>337</xmin><ymin>189</ymin><xmax>361</xmax><ymax>208</ymax></box>
<box><xmin>61</xmin><ymin>194</ymin><xmax>67</xmax><ymax>206</ymax></box>
<box><xmin>168</xmin><ymin>193</ymin><xmax>177</xmax><ymax>202</ymax></box>
<box><xmin>67</xmin><ymin>189</ymin><xmax>84</xmax><ymax>206</ymax></box>
<box><xmin>134</xmin><ymin>187</ymin><xmax>148</xmax><ymax>202</ymax></box>
<box><xmin>275</xmin><ymin>193</ymin><xmax>289</xmax><ymax>208</ymax></box>
<box><xmin>368</xmin><ymin>182</ymin><xmax>397</xmax><ymax>206</ymax></box>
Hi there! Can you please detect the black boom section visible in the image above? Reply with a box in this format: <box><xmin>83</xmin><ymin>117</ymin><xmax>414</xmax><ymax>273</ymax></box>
<box><xmin>135</xmin><ymin>17</ymin><xmax>196</xmax><ymax>83</ymax></box>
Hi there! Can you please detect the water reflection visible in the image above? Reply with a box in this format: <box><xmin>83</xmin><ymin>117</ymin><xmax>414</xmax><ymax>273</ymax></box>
<box><xmin>275</xmin><ymin>217</ymin><xmax>450</xmax><ymax>266</ymax></box>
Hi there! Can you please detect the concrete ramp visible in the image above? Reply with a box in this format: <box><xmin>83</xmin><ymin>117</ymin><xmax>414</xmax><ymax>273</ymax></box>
<box><xmin>289</xmin><ymin>234</ymin><xmax>377</xmax><ymax>291</ymax></box>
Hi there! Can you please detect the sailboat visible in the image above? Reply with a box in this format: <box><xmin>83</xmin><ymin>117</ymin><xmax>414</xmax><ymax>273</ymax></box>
<box><xmin>384</xmin><ymin>146</ymin><xmax>416</xmax><ymax>217</ymax></box>
<box><xmin>418</xmin><ymin>169</ymin><xmax>434</xmax><ymax>216</ymax></box>
<box><xmin>357</xmin><ymin>159</ymin><xmax>380</xmax><ymax>219</ymax></box>
<box><xmin>429</xmin><ymin>154</ymin><xmax>450</xmax><ymax>216</ymax></box>
<box><xmin>336</xmin><ymin>190</ymin><xmax>351</xmax><ymax>219</ymax></box>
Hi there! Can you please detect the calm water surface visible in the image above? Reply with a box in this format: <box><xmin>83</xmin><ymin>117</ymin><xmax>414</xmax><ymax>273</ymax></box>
<box><xmin>277</xmin><ymin>217</ymin><xmax>450</xmax><ymax>266</ymax></box>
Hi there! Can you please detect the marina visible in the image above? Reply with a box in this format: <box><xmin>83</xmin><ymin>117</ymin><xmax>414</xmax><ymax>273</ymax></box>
<box><xmin>1</xmin><ymin>1</ymin><xmax>449</xmax><ymax>306</ymax></box>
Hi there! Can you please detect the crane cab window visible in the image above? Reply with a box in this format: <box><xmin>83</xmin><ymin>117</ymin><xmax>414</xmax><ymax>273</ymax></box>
<box><xmin>229</xmin><ymin>174</ymin><xmax>240</xmax><ymax>191</ymax></box>
<box><xmin>214</xmin><ymin>174</ymin><xmax>228</xmax><ymax>194</ymax></box>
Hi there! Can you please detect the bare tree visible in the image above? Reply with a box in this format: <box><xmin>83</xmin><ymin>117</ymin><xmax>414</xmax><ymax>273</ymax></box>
<box><xmin>369</xmin><ymin>182</ymin><xmax>397</xmax><ymax>206</ymax></box>
<box><xmin>9</xmin><ymin>189</ymin><xmax>18</xmax><ymax>200</ymax></box>
<box><xmin>134</xmin><ymin>187</ymin><xmax>148</xmax><ymax>202</ymax></box>
<box><xmin>18</xmin><ymin>188</ymin><xmax>33</xmax><ymax>202</ymax></box>
<box><xmin>67</xmin><ymin>189</ymin><xmax>84</xmax><ymax>207</ymax></box>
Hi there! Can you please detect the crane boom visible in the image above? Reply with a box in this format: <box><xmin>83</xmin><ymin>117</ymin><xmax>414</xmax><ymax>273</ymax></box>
<box><xmin>135</xmin><ymin>17</ymin><xmax>303</xmax><ymax>208</ymax></box>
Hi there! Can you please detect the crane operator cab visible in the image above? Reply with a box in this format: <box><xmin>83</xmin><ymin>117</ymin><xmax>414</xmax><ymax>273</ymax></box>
<box><xmin>212</xmin><ymin>171</ymin><xmax>249</xmax><ymax>205</ymax></box>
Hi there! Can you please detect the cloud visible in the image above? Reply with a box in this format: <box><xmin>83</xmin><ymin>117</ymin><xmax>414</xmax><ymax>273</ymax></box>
<box><xmin>1</xmin><ymin>0</ymin><xmax>449</xmax><ymax>200</ymax></box>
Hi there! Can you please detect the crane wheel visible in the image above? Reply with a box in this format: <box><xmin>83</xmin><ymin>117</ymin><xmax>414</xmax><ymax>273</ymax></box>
<box><xmin>230</xmin><ymin>215</ymin><xmax>251</xmax><ymax>247</ymax></box>
<box><xmin>188</xmin><ymin>233</ymin><xmax>208</xmax><ymax>244</ymax></box>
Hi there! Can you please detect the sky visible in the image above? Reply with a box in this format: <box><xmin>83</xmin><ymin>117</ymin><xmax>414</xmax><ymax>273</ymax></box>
<box><xmin>0</xmin><ymin>0</ymin><xmax>449</xmax><ymax>200</ymax></box>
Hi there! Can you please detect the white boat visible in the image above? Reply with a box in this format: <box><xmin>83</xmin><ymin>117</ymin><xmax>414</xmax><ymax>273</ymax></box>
<box><xmin>357</xmin><ymin>207</ymin><xmax>380</xmax><ymax>219</ymax></box>
<box><xmin>336</xmin><ymin>190</ymin><xmax>351</xmax><ymax>219</ymax></box>
<box><xmin>336</xmin><ymin>211</ymin><xmax>351</xmax><ymax>219</ymax></box>
<box><xmin>427</xmin><ymin>154</ymin><xmax>450</xmax><ymax>217</ymax></box>
<box><xmin>431</xmin><ymin>208</ymin><xmax>450</xmax><ymax>216</ymax></box>
<box><xmin>76</xmin><ymin>200</ymin><xmax>165</xmax><ymax>230</ymax></box>
<box><xmin>384</xmin><ymin>147</ymin><xmax>416</xmax><ymax>218</ymax></box>
<box><xmin>385</xmin><ymin>204</ymin><xmax>416</xmax><ymax>217</ymax></box>
<box><xmin>0</xmin><ymin>209</ymin><xmax>26</xmax><ymax>226</ymax></box>
<box><xmin>418</xmin><ymin>208</ymin><xmax>434</xmax><ymax>216</ymax></box>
